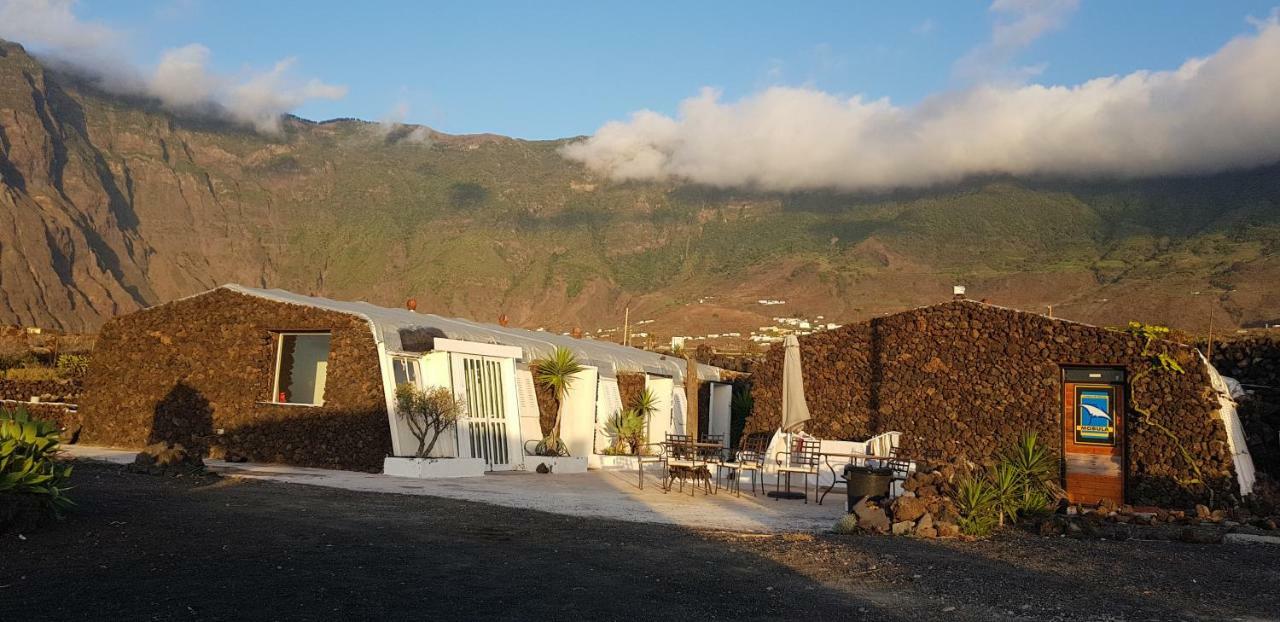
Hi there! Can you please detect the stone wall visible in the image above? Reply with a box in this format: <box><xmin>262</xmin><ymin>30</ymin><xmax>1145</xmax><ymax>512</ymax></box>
<box><xmin>0</xmin><ymin>379</ymin><xmax>81</xmax><ymax>403</ymax></box>
<box><xmin>79</xmin><ymin>288</ymin><xmax>391</xmax><ymax>471</ymax></box>
<box><xmin>746</xmin><ymin>301</ymin><xmax>1236</xmax><ymax>507</ymax></box>
<box><xmin>1209</xmin><ymin>334</ymin><xmax>1280</xmax><ymax>477</ymax></box>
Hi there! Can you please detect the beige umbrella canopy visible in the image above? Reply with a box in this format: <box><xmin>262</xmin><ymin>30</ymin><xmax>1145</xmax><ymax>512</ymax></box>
<box><xmin>780</xmin><ymin>334</ymin><xmax>811</xmax><ymax>433</ymax></box>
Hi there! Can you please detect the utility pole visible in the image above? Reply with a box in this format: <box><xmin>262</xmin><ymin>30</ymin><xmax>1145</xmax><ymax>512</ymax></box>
<box><xmin>622</xmin><ymin>307</ymin><xmax>630</xmax><ymax>347</ymax></box>
<box><xmin>1046</xmin><ymin>305</ymin><xmax>1054</xmax><ymax>319</ymax></box>
<box><xmin>1207</xmin><ymin>313</ymin><xmax>1215</xmax><ymax>360</ymax></box>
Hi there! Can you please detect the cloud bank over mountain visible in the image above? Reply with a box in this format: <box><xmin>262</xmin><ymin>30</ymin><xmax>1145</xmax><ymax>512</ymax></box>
<box><xmin>0</xmin><ymin>0</ymin><xmax>345</xmax><ymax>132</ymax></box>
<box><xmin>562</xmin><ymin>12</ymin><xmax>1280</xmax><ymax>192</ymax></box>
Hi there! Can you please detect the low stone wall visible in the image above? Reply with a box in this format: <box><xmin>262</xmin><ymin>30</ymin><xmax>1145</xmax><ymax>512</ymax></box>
<box><xmin>0</xmin><ymin>379</ymin><xmax>80</xmax><ymax>403</ymax></box>
<box><xmin>1</xmin><ymin>401</ymin><xmax>80</xmax><ymax>441</ymax></box>
<box><xmin>746</xmin><ymin>301</ymin><xmax>1236</xmax><ymax>507</ymax></box>
<box><xmin>78</xmin><ymin>288</ymin><xmax>391</xmax><ymax>472</ymax></box>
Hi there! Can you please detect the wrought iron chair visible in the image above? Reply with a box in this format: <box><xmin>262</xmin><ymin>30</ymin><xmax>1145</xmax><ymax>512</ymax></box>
<box><xmin>775</xmin><ymin>438</ymin><xmax>822</xmax><ymax>503</ymax></box>
<box><xmin>664</xmin><ymin>434</ymin><xmax>711</xmax><ymax>495</ymax></box>
<box><xmin>717</xmin><ymin>432</ymin><xmax>769</xmax><ymax>496</ymax></box>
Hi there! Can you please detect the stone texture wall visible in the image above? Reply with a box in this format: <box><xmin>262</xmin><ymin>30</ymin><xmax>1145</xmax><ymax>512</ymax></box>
<box><xmin>79</xmin><ymin>288</ymin><xmax>391</xmax><ymax>471</ymax></box>
<box><xmin>0</xmin><ymin>379</ymin><xmax>81</xmax><ymax>403</ymax></box>
<box><xmin>1209</xmin><ymin>334</ymin><xmax>1280</xmax><ymax>478</ymax></box>
<box><xmin>746</xmin><ymin>301</ymin><xmax>1236</xmax><ymax>507</ymax></box>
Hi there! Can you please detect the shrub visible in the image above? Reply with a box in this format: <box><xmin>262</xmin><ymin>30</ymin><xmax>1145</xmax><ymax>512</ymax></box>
<box><xmin>394</xmin><ymin>384</ymin><xmax>464</xmax><ymax>458</ymax></box>
<box><xmin>0</xmin><ymin>407</ymin><xmax>74</xmax><ymax>531</ymax></box>
<box><xmin>604</xmin><ymin>408</ymin><xmax>646</xmax><ymax>455</ymax></box>
<box><xmin>953</xmin><ymin>473</ymin><xmax>999</xmax><ymax>537</ymax></box>
<box><xmin>56</xmin><ymin>354</ymin><xmax>91</xmax><ymax>378</ymax></box>
<box><xmin>948</xmin><ymin>432</ymin><xmax>1062</xmax><ymax>537</ymax></box>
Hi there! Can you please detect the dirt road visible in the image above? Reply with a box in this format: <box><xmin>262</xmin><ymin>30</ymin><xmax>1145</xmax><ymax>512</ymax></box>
<box><xmin>2</xmin><ymin>462</ymin><xmax>1276</xmax><ymax>621</ymax></box>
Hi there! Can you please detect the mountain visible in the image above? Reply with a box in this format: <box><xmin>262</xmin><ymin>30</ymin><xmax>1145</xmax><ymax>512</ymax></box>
<box><xmin>1</xmin><ymin>40</ymin><xmax>1277</xmax><ymax>341</ymax></box>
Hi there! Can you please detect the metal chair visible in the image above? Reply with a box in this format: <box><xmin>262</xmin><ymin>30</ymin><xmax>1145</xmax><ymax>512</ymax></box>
<box><xmin>775</xmin><ymin>438</ymin><xmax>821</xmax><ymax>503</ymax></box>
<box><xmin>664</xmin><ymin>434</ymin><xmax>711</xmax><ymax>495</ymax></box>
<box><xmin>717</xmin><ymin>432</ymin><xmax>769</xmax><ymax>496</ymax></box>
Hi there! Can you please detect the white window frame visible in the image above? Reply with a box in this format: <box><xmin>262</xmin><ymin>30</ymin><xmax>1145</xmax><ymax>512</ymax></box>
<box><xmin>270</xmin><ymin>331</ymin><xmax>332</xmax><ymax>406</ymax></box>
<box><xmin>391</xmin><ymin>355</ymin><xmax>421</xmax><ymax>388</ymax></box>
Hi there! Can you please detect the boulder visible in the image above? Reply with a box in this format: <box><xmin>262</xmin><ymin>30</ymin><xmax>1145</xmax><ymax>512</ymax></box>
<box><xmin>891</xmin><ymin>520</ymin><xmax>915</xmax><ymax>536</ymax></box>
<box><xmin>936</xmin><ymin>521</ymin><xmax>960</xmax><ymax>538</ymax></box>
<box><xmin>891</xmin><ymin>496</ymin><xmax>929</xmax><ymax>523</ymax></box>
<box><xmin>853</xmin><ymin>498</ymin><xmax>890</xmax><ymax>533</ymax></box>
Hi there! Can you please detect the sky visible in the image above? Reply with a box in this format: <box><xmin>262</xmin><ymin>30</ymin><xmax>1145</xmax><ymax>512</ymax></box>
<box><xmin>2</xmin><ymin>0</ymin><xmax>1272</xmax><ymax>139</ymax></box>
<box><xmin>2</xmin><ymin>1</ymin><xmax>1279</xmax><ymax>190</ymax></box>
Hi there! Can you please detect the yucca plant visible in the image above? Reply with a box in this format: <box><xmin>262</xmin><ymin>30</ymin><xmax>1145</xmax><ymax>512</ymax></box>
<box><xmin>987</xmin><ymin>462</ymin><xmax>1024</xmax><ymax>527</ymax></box>
<box><xmin>1</xmin><ymin>407</ymin><xmax>74</xmax><ymax>525</ymax></box>
<box><xmin>1003</xmin><ymin>432</ymin><xmax>1060</xmax><ymax>517</ymax></box>
<box><xmin>604</xmin><ymin>408</ymin><xmax>646</xmax><ymax>455</ymax></box>
<box><xmin>533</xmin><ymin>347</ymin><xmax>584</xmax><ymax>456</ymax></box>
<box><xmin>953</xmin><ymin>472</ymin><xmax>998</xmax><ymax>537</ymax></box>
<box><xmin>629</xmin><ymin>388</ymin><xmax>659</xmax><ymax>444</ymax></box>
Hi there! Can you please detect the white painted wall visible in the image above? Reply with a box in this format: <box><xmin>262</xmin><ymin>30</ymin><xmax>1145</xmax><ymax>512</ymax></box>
<box><xmin>514</xmin><ymin>365</ymin><xmax>542</xmax><ymax>454</ymax></box>
<box><xmin>419</xmin><ymin>351</ymin><xmax>457</xmax><ymax>458</ymax></box>
<box><xmin>559</xmin><ymin>366</ymin><xmax>600</xmax><ymax>460</ymax></box>
<box><xmin>671</xmin><ymin>387</ymin><xmax>688</xmax><ymax>436</ymax></box>
<box><xmin>593</xmin><ymin>377</ymin><xmax>624</xmax><ymax>461</ymax></box>
<box><xmin>645</xmin><ymin>376</ymin><xmax>675</xmax><ymax>445</ymax></box>
<box><xmin>708</xmin><ymin>382</ymin><xmax>732</xmax><ymax>447</ymax></box>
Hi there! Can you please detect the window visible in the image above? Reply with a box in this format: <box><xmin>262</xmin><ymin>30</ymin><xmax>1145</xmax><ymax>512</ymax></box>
<box><xmin>272</xmin><ymin>333</ymin><xmax>331</xmax><ymax>405</ymax></box>
<box><xmin>392</xmin><ymin>357</ymin><xmax>419</xmax><ymax>387</ymax></box>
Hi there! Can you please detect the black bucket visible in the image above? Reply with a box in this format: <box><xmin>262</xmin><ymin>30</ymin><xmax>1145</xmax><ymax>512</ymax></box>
<box><xmin>845</xmin><ymin>464</ymin><xmax>893</xmax><ymax>506</ymax></box>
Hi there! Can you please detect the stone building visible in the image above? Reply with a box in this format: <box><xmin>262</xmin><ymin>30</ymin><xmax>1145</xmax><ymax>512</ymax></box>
<box><xmin>79</xmin><ymin>285</ymin><xmax>729</xmax><ymax>472</ymax></box>
<box><xmin>746</xmin><ymin>300</ymin><xmax>1255</xmax><ymax>507</ymax></box>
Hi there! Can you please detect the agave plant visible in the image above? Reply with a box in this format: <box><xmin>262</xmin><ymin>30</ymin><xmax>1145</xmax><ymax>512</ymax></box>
<box><xmin>986</xmin><ymin>462</ymin><xmax>1024</xmax><ymax>527</ymax></box>
<box><xmin>1002</xmin><ymin>431</ymin><xmax>1061</xmax><ymax>512</ymax></box>
<box><xmin>604</xmin><ymin>408</ymin><xmax>646</xmax><ymax>455</ymax></box>
<box><xmin>533</xmin><ymin>347</ymin><xmax>584</xmax><ymax>456</ymax></box>
<box><xmin>0</xmin><ymin>407</ymin><xmax>74</xmax><ymax>520</ymax></box>
<box><xmin>953</xmin><ymin>473</ymin><xmax>998</xmax><ymax>537</ymax></box>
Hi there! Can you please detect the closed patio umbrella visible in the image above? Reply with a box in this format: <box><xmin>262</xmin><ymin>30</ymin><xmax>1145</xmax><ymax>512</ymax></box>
<box><xmin>770</xmin><ymin>334</ymin><xmax>813</xmax><ymax>499</ymax></box>
<box><xmin>780</xmin><ymin>334</ymin><xmax>811</xmax><ymax>433</ymax></box>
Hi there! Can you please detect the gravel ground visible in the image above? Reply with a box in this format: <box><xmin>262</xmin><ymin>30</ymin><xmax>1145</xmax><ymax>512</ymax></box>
<box><xmin>1</xmin><ymin>461</ymin><xmax>1277</xmax><ymax>621</ymax></box>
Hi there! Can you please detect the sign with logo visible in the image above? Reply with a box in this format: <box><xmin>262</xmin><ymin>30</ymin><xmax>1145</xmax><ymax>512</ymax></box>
<box><xmin>1074</xmin><ymin>387</ymin><xmax>1116</xmax><ymax>446</ymax></box>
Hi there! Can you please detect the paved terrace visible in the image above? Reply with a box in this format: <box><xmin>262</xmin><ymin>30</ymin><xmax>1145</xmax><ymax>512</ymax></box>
<box><xmin>66</xmin><ymin>445</ymin><xmax>846</xmax><ymax>533</ymax></box>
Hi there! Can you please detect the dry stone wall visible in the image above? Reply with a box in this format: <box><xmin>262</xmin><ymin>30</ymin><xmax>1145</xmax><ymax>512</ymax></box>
<box><xmin>79</xmin><ymin>288</ymin><xmax>391</xmax><ymax>471</ymax></box>
<box><xmin>746</xmin><ymin>301</ymin><xmax>1236</xmax><ymax>507</ymax></box>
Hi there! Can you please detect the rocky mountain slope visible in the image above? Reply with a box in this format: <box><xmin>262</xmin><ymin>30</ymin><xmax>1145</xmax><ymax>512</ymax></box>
<box><xmin>0</xmin><ymin>40</ymin><xmax>1277</xmax><ymax>339</ymax></box>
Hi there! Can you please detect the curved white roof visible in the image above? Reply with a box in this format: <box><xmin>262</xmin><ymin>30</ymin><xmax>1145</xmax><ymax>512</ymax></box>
<box><xmin>222</xmin><ymin>285</ymin><xmax>722</xmax><ymax>383</ymax></box>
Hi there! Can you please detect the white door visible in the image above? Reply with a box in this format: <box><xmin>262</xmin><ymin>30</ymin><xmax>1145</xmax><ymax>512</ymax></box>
<box><xmin>451</xmin><ymin>353</ymin><xmax>519</xmax><ymax>470</ymax></box>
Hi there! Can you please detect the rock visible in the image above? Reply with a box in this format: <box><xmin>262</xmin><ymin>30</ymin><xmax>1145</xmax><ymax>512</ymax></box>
<box><xmin>1195</xmin><ymin>504</ymin><xmax>1212</xmax><ymax>520</ymax></box>
<box><xmin>936</xmin><ymin>522</ymin><xmax>960</xmax><ymax>538</ymax></box>
<box><xmin>853</xmin><ymin>498</ymin><xmax>890</xmax><ymax>533</ymax></box>
<box><xmin>1039</xmin><ymin>518</ymin><xmax>1065</xmax><ymax>537</ymax></box>
<box><xmin>916</xmin><ymin>485</ymin><xmax>940</xmax><ymax>499</ymax></box>
<box><xmin>916</xmin><ymin>526</ymin><xmax>938</xmax><ymax>539</ymax></box>
<box><xmin>892</xmin><ymin>520</ymin><xmax>915</xmax><ymax>536</ymax></box>
<box><xmin>916</xmin><ymin>513</ymin><xmax>934</xmax><ymax>533</ymax></box>
<box><xmin>891</xmin><ymin>496</ymin><xmax>929</xmax><ymax>522</ymax></box>
<box><xmin>535</xmin><ymin>463</ymin><xmax>551</xmax><ymax>474</ymax></box>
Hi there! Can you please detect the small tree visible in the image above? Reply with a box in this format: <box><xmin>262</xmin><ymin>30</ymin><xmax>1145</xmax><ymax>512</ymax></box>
<box><xmin>395</xmin><ymin>384</ymin><xmax>464</xmax><ymax>458</ymax></box>
<box><xmin>533</xmin><ymin>347</ymin><xmax>584</xmax><ymax>456</ymax></box>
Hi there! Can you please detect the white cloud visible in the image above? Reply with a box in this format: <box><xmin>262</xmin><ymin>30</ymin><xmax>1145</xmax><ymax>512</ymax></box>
<box><xmin>0</xmin><ymin>0</ymin><xmax>346</xmax><ymax>133</ymax></box>
<box><xmin>562</xmin><ymin>15</ymin><xmax>1280</xmax><ymax>192</ymax></box>
<box><xmin>955</xmin><ymin>0</ymin><xmax>1079</xmax><ymax>82</ymax></box>
<box><xmin>376</xmin><ymin>100</ymin><xmax>432</xmax><ymax>144</ymax></box>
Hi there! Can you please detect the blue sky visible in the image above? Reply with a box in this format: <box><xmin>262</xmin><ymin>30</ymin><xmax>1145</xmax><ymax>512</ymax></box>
<box><xmin>61</xmin><ymin>1</ymin><xmax>1277</xmax><ymax>139</ymax></box>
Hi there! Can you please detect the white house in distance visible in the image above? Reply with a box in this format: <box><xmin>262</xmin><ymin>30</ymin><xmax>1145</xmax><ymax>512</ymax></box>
<box><xmin>226</xmin><ymin>286</ymin><xmax>732</xmax><ymax>475</ymax></box>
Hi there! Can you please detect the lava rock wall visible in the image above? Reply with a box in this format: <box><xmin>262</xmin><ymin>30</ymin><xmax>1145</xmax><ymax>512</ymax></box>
<box><xmin>746</xmin><ymin>301</ymin><xmax>1236</xmax><ymax>507</ymax></box>
<box><xmin>79</xmin><ymin>288</ymin><xmax>391</xmax><ymax>471</ymax></box>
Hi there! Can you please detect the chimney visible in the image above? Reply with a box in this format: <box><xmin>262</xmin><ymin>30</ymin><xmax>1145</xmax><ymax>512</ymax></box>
<box><xmin>498</xmin><ymin>313</ymin><xmax>510</xmax><ymax>327</ymax></box>
<box><xmin>406</xmin><ymin>297</ymin><xmax>418</xmax><ymax>312</ymax></box>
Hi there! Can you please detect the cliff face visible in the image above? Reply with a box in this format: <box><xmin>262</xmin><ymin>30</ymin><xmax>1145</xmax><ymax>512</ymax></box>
<box><xmin>1</xmin><ymin>40</ymin><xmax>1277</xmax><ymax>335</ymax></box>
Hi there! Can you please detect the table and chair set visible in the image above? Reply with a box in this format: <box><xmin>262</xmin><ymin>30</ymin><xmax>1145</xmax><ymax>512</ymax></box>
<box><xmin>635</xmin><ymin>431</ymin><xmax>922</xmax><ymax>505</ymax></box>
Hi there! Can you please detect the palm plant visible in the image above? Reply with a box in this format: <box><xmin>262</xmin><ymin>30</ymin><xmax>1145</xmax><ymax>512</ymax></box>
<box><xmin>987</xmin><ymin>462</ymin><xmax>1023</xmax><ymax>527</ymax></box>
<box><xmin>629</xmin><ymin>387</ymin><xmax>659</xmax><ymax>445</ymax></box>
<box><xmin>533</xmin><ymin>347</ymin><xmax>584</xmax><ymax>456</ymax></box>
<box><xmin>604</xmin><ymin>408</ymin><xmax>646</xmax><ymax>454</ymax></box>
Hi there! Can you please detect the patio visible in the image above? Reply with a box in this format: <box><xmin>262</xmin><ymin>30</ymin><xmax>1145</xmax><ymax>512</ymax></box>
<box><xmin>65</xmin><ymin>445</ymin><xmax>847</xmax><ymax>533</ymax></box>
